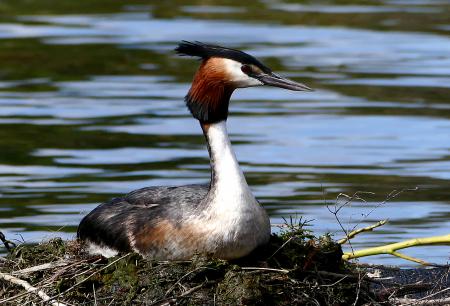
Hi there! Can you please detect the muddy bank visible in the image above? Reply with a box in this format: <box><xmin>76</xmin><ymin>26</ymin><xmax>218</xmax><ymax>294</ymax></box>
<box><xmin>0</xmin><ymin>230</ymin><xmax>448</xmax><ymax>305</ymax></box>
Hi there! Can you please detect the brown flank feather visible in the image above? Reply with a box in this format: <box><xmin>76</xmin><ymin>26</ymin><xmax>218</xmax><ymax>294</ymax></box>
<box><xmin>133</xmin><ymin>219</ymin><xmax>205</xmax><ymax>258</ymax></box>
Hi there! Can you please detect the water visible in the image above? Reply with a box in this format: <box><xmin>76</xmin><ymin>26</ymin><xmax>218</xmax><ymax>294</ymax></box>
<box><xmin>0</xmin><ymin>0</ymin><xmax>449</xmax><ymax>265</ymax></box>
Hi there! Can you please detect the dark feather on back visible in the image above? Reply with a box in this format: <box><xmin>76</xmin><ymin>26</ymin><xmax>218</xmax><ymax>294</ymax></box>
<box><xmin>77</xmin><ymin>184</ymin><xmax>209</xmax><ymax>253</ymax></box>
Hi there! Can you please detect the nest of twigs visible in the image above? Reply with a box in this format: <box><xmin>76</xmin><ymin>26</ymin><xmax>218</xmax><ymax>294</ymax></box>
<box><xmin>0</xmin><ymin>223</ymin><xmax>448</xmax><ymax>305</ymax></box>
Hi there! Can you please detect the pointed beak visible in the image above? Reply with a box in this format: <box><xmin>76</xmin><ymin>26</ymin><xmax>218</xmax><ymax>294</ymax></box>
<box><xmin>257</xmin><ymin>72</ymin><xmax>313</xmax><ymax>91</ymax></box>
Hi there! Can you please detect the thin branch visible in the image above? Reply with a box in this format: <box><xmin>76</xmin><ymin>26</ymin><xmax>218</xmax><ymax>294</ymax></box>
<box><xmin>267</xmin><ymin>237</ymin><xmax>293</xmax><ymax>259</ymax></box>
<box><xmin>326</xmin><ymin>191</ymin><xmax>375</xmax><ymax>253</ymax></box>
<box><xmin>93</xmin><ymin>283</ymin><xmax>98</xmax><ymax>306</ymax></box>
<box><xmin>165</xmin><ymin>267</ymin><xmax>205</xmax><ymax>296</ymax></box>
<box><xmin>352</xmin><ymin>187</ymin><xmax>418</xmax><ymax>232</ymax></box>
<box><xmin>0</xmin><ymin>272</ymin><xmax>67</xmax><ymax>306</ymax></box>
<box><xmin>163</xmin><ymin>283</ymin><xmax>204</xmax><ymax>305</ymax></box>
<box><xmin>393</xmin><ymin>297</ymin><xmax>450</xmax><ymax>306</ymax></box>
<box><xmin>12</xmin><ymin>260</ymin><xmax>70</xmax><ymax>276</ymax></box>
<box><xmin>327</xmin><ymin>188</ymin><xmax>418</xmax><ymax>256</ymax></box>
<box><xmin>414</xmin><ymin>285</ymin><xmax>450</xmax><ymax>302</ymax></box>
<box><xmin>241</xmin><ymin>267</ymin><xmax>289</xmax><ymax>273</ymax></box>
<box><xmin>338</xmin><ymin>220</ymin><xmax>388</xmax><ymax>245</ymax></box>
<box><xmin>152</xmin><ymin>282</ymin><xmax>206</xmax><ymax>306</ymax></box>
<box><xmin>319</xmin><ymin>275</ymin><xmax>348</xmax><ymax>287</ymax></box>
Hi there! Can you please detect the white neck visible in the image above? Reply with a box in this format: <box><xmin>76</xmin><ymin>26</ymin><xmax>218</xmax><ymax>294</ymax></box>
<box><xmin>204</xmin><ymin>121</ymin><xmax>254</xmax><ymax>207</ymax></box>
<box><xmin>200</xmin><ymin>120</ymin><xmax>271</xmax><ymax>259</ymax></box>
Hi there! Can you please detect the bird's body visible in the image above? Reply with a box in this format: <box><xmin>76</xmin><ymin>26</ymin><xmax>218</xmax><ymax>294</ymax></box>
<box><xmin>78</xmin><ymin>121</ymin><xmax>270</xmax><ymax>260</ymax></box>
<box><xmin>77</xmin><ymin>41</ymin><xmax>311</xmax><ymax>260</ymax></box>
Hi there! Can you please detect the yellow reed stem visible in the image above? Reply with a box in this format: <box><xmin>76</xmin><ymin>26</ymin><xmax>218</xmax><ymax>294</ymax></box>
<box><xmin>342</xmin><ymin>234</ymin><xmax>450</xmax><ymax>265</ymax></box>
<box><xmin>338</xmin><ymin>220</ymin><xmax>388</xmax><ymax>245</ymax></box>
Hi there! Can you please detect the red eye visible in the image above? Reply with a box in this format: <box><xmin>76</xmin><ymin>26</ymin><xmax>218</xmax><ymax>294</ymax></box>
<box><xmin>241</xmin><ymin>65</ymin><xmax>252</xmax><ymax>75</ymax></box>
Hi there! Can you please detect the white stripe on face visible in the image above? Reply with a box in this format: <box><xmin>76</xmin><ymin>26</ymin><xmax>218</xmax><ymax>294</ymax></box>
<box><xmin>221</xmin><ymin>58</ymin><xmax>263</xmax><ymax>88</ymax></box>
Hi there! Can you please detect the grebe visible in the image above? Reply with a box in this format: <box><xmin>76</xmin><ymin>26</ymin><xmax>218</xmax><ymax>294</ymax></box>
<box><xmin>77</xmin><ymin>41</ymin><xmax>312</xmax><ymax>260</ymax></box>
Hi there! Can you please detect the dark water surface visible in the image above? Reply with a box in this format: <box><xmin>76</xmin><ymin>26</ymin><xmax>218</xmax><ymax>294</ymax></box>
<box><xmin>0</xmin><ymin>0</ymin><xmax>449</xmax><ymax>265</ymax></box>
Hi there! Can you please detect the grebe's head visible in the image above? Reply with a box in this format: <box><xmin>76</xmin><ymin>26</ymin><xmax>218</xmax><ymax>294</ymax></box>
<box><xmin>175</xmin><ymin>41</ymin><xmax>312</xmax><ymax>123</ymax></box>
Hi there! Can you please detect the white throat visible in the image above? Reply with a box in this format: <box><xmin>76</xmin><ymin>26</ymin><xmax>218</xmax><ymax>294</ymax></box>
<box><xmin>204</xmin><ymin>121</ymin><xmax>255</xmax><ymax>207</ymax></box>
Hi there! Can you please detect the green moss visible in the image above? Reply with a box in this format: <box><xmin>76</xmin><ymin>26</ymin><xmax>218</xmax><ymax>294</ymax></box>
<box><xmin>8</xmin><ymin>237</ymin><xmax>67</xmax><ymax>268</ymax></box>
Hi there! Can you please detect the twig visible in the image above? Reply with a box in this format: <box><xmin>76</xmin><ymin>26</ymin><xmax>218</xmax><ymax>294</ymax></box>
<box><xmin>320</xmin><ymin>275</ymin><xmax>348</xmax><ymax>287</ymax></box>
<box><xmin>326</xmin><ymin>191</ymin><xmax>375</xmax><ymax>252</ymax></box>
<box><xmin>351</xmin><ymin>187</ymin><xmax>418</xmax><ymax>233</ymax></box>
<box><xmin>164</xmin><ymin>267</ymin><xmax>205</xmax><ymax>297</ymax></box>
<box><xmin>338</xmin><ymin>220</ymin><xmax>388</xmax><ymax>245</ymax></box>
<box><xmin>12</xmin><ymin>260</ymin><xmax>70</xmax><ymax>276</ymax></box>
<box><xmin>46</xmin><ymin>258</ymin><xmax>102</xmax><ymax>283</ymax></box>
<box><xmin>352</xmin><ymin>186</ymin><xmax>419</xmax><ymax>239</ymax></box>
<box><xmin>327</xmin><ymin>188</ymin><xmax>418</xmax><ymax>254</ymax></box>
<box><xmin>414</xmin><ymin>286</ymin><xmax>450</xmax><ymax>302</ymax></box>
<box><xmin>0</xmin><ymin>285</ymin><xmax>38</xmax><ymax>303</ymax></box>
<box><xmin>267</xmin><ymin>237</ymin><xmax>293</xmax><ymax>259</ymax></box>
<box><xmin>159</xmin><ymin>283</ymin><xmax>205</xmax><ymax>306</ymax></box>
<box><xmin>393</xmin><ymin>297</ymin><xmax>450</xmax><ymax>306</ymax></box>
<box><xmin>0</xmin><ymin>256</ymin><xmax>14</xmax><ymax>263</ymax></box>
<box><xmin>0</xmin><ymin>272</ymin><xmax>67</xmax><ymax>306</ymax></box>
<box><xmin>352</xmin><ymin>270</ymin><xmax>365</xmax><ymax>306</ymax></box>
<box><xmin>241</xmin><ymin>267</ymin><xmax>289</xmax><ymax>273</ymax></box>
<box><xmin>93</xmin><ymin>283</ymin><xmax>98</xmax><ymax>306</ymax></box>
<box><xmin>62</xmin><ymin>257</ymin><xmax>104</xmax><ymax>281</ymax></box>
<box><xmin>306</xmin><ymin>270</ymin><xmax>381</xmax><ymax>284</ymax></box>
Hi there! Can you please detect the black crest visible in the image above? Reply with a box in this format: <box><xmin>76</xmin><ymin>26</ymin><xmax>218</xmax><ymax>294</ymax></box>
<box><xmin>175</xmin><ymin>41</ymin><xmax>271</xmax><ymax>74</ymax></box>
